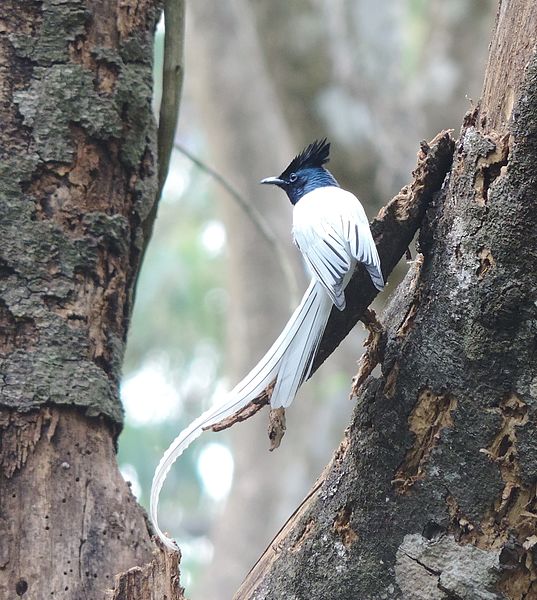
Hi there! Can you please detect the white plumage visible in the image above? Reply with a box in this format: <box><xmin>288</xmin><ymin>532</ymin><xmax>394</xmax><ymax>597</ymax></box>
<box><xmin>150</xmin><ymin>184</ymin><xmax>383</xmax><ymax>551</ymax></box>
<box><xmin>293</xmin><ymin>186</ymin><xmax>384</xmax><ymax>308</ymax></box>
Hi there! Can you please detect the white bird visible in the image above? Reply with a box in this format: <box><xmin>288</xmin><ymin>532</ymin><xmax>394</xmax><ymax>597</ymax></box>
<box><xmin>150</xmin><ymin>139</ymin><xmax>384</xmax><ymax>549</ymax></box>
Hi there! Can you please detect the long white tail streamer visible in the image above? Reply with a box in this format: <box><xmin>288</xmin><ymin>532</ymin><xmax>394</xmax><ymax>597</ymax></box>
<box><xmin>150</xmin><ymin>279</ymin><xmax>333</xmax><ymax>549</ymax></box>
<box><xmin>151</xmin><ymin>183</ymin><xmax>385</xmax><ymax>550</ymax></box>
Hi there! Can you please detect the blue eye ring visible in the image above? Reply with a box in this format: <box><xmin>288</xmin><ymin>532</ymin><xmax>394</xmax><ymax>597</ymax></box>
<box><xmin>289</xmin><ymin>173</ymin><xmax>298</xmax><ymax>183</ymax></box>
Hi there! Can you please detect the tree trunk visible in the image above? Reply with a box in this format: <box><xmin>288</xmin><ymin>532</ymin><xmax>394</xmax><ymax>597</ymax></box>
<box><xmin>251</xmin><ymin>0</ymin><xmax>495</xmax><ymax>204</ymax></box>
<box><xmin>236</xmin><ymin>2</ymin><xmax>537</xmax><ymax>599</ymax></box>
<box><xmin>3</xmin><ymin>1</ymin><xmax>535</xmax><ymax>599</ymax></box>
<box><xmin>0</xmin><ymin>1</ymin><xmax>183</xmax><ymax>598</ymax></box>
<box><xmin>186</xmin><ymin>2</ymin><xmax>312</xmax><ymax>597</ymax></box>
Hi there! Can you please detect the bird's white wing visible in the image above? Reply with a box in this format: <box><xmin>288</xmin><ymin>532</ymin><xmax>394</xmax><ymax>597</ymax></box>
<box><xmin>342</xmin><ymin>191</ymin><xmax>384</xmax><ymax>291</ymax></box>
<box><xmin>293</xmin><ymin>187</ymin><xmax>383</xmax><ymax>310</ymax></box>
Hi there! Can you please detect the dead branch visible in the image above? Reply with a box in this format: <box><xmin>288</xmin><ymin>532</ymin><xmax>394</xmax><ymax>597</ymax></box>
<box><xmin>268</xmin><ymin>407</ymin><xmax>287</xmax><ymax>451</ymax></box>
<box><xmin>209</xmin><ymin>130</ymin><xmax>454</xmax><ymax>434</ymax></box>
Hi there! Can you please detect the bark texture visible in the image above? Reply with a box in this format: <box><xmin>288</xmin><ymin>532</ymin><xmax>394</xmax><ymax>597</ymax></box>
<box><xmin>107</xmin><ymin>540</ymin><xmax>184</xmax><ymax>600</ymax></box>
<box><xmin>0</xmin><ymin>1</ymin><xmax>183</xmax><ymax>598</ymax></box>
<box><xmin>0</xmin><ymin>409</ymin><xmax>153</xmax><ymax>598</ymax></box>
<box><xmin>0</xmin><ymin>0</ymin><xmax>159</xmax><ymax>420</ymax></box>
<box><xmin>236</xmin><ymin>2</ymin><xmax>537</xmax><ymax>599</ymax></box>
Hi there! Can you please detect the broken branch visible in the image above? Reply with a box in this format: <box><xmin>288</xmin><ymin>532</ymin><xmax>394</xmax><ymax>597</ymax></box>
<box><xmin>209</xmin><ymin>130</ymin><xmax>454</xmax><ymax>433</ymax></box>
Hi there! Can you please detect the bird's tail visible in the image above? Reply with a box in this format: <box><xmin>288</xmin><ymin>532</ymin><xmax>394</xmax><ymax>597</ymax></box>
<box><xmin>150</xmin><ymin>279</ymin><xmax>333</xmax><ymax>549</ymax></box>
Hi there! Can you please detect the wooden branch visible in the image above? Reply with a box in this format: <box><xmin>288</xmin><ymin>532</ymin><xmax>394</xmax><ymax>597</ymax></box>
<box><xmin>268</xmin><ymin>407</ymin><xmax>286</xmax><ymax>451</ymax></box>
<box><xmin>138</xmin><ymin>0</ymin><xmax>185</xmax><ymax>275</ymax></box>
<box><xmin>311</xmin><ymin>131</ymin><xmax>453</xmax><ymax>372</ymax></box>
<box><xmin>157</xmin><ymin>0</ymin><xmax>185</xmax><ymax>197</ymax></box>
<box><xmin>209</xmin><ymin>130</ymin><xmax>455</xmax><ymax>433</ymax></box>
<box><xmin>208</xmin><ymin>393</ymin><xmax>269</xmax><ymax>432</ymax></box>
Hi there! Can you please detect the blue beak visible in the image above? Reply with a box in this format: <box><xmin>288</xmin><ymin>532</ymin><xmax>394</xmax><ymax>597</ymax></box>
<box><xmin>260</xmin><ymin>176</ymin><xmax>285</xmax><ymax>186</ymax></box>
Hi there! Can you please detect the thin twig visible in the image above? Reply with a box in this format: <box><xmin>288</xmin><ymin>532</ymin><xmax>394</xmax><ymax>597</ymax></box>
<box><xmin>157</xmin><ymin>0</ymin><xmax>186</xmax><ymax>197</ymax></box>
<box><xmin>173</xmin><ymin>141</ymin><xmax>300</xmax><ymax>308</ymax></box>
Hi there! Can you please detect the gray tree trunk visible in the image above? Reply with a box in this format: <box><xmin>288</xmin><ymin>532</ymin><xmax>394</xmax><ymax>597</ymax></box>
<box><xmin>186</xmin><ymin>2</ymin><xmax>310</xmax><ymax>597</ymax></box>
<box><xmin>251</xmin><ymin>0</ymin><xmax>495</xmax><ymax>204</ymax></box>
<box><xmin>236</xmin><ymin>1</ymin><xmax>537</xmax><ymax>598</ymax></box>
<box><xmin>0</xmin><ymin>1</ymin><xmax>184</xmax><ymax>598</ymax></box>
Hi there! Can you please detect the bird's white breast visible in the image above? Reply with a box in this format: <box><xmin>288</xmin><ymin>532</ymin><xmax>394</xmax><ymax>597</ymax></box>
<box><xmin>292</xmin><ymin>186</ymin><xmax>369</xmax><ymax>242</ymax></box>
<box><xmin>291</xmin><ymin>185</ymin><xmax>383</xmax><ymax>303</ymax></box>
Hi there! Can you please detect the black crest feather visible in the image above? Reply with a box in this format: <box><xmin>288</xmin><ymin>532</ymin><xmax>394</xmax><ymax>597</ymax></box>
<box><xmin>282</xmin><ymin>138</ymin><xmax>330</xmax><ymax>176</ymax></box>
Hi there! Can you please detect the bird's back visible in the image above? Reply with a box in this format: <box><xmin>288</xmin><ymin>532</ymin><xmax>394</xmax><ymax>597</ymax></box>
<box><xmin>292</xmin><ymin>186</ymin><xmax>383</xmax><ymax>307</ymax></box>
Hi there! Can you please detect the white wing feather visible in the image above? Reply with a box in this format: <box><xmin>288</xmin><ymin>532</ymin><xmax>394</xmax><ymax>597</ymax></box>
<box><xmin>293</xmin><ymin>187</ymin><xmax>384</xmax><ymax>310</ymax></box>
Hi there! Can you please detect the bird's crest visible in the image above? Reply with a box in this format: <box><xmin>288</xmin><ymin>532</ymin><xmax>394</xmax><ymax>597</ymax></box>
<box><xmin>282</xmin><ymin>139</ymin><xmax>330</xmax><ymax>176</ymax></box>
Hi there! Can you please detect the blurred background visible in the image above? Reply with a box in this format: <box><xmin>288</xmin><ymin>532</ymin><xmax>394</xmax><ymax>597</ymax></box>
<box><xmin>118</xmin><ymin>1</ymin><xmax>496</xmax><ymax>597</ymax></box>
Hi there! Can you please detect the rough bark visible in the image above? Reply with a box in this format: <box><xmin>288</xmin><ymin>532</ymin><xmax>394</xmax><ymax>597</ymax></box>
<box><xmin>236</xmin><ymin>2</ymin><xmax>537</xmax><ymax>599</ymax></box>
<box><xmin>0</xmin><ymin>1</ymin><xmax>182</xmax><ymax>598</ymax></box>
<box><xmin>107</xmin><ymin>540</ymin><xmax>183</xmax><ymax>600</ymax></box>
<box><xmin>0</xmin><ymin>0</ymin><xmax>160</xmax><ymax>421</ymax></box>
<box><xmin>0</xmin><ymin>409</ymin><xmax>153</xmax><ymax>598</ymax></box>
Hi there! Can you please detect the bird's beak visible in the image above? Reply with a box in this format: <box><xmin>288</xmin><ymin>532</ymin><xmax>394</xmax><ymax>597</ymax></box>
<box><xmin>260</xmin><ymin>176</ymin><xmax>285</xmax><ymax>186</ymax></box>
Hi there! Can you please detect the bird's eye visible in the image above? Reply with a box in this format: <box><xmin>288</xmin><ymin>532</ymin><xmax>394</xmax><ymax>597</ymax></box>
<box><xmin>289</xmin><ymin>173</ymin><xmax>298</xmax><ymax>183</ymax></box>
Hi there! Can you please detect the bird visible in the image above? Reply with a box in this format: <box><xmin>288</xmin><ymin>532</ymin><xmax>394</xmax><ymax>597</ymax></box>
<box><xmin>150</xmin><ymin>139</ymin><xmax>384</xmax><ymax>550</ymax></box>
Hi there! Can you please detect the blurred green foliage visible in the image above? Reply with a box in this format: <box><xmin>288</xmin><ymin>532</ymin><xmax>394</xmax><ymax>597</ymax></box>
<box><xmin>116</xmin><ymin>21</ymin><xmax>235</xmax><ymax>587</ymax></box>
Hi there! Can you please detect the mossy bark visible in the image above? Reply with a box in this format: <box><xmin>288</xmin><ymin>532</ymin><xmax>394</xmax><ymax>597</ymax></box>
<box><xmin>236</xmin><ymin>2</ymin><xmax>537</xmax><ymax>599</ymax></box>
<box><xmin>0</xmin><ymin>0</ymin><xmax>160</xmax><ymax>421</ymax></box>
<box><xmin>0</xmin><ymin>1</ymin><xmax>184</xmax><ymax>598</ymax></box>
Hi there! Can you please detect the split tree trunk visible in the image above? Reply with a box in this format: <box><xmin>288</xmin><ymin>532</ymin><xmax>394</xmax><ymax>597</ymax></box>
<box><xmin>236</xmin><ymin>2</ymin><xmax>537</xmax><ymax>599</ymax></box>
<box><xmin>0</xmin><ymin>1</ymin><xmax>184</xmax><ymax>598</ymax></box>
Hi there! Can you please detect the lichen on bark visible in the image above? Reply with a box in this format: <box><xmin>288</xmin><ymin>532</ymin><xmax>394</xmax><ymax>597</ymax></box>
<box><xmin>1</xmin><ymin>0</ymin><xmax>169</xmax><ymax>597</ymax></box>
<box><xmin>0</xmin><ymin>0</ymin><xmax>160</xmax><ymax>426</ymax></box>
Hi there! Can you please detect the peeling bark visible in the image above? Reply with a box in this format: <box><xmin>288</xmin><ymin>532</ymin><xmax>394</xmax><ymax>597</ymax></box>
<box><xmin>0</xmin><ymin>408</ymin><xmax>154</xmax><ymax>598</ymax></box>
<box><xmin>236</xmin><ymin>2</ymin><xmax>537</xmax><ymax>598</ymax></box>
<box><xmin>107</xmin><ymin>541</ymin><xmax>184</xmax><ymax>600</ymax></box>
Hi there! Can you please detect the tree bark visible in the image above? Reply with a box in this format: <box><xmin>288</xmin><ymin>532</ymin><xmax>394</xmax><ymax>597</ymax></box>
<box><xmin>236</xmin><ymin>2</ymin><xmax>537</xmax><ymax>599</ymax></box>
<box><xmin>3</xmin><ymin>1</ymin><xmax>535</xmax><ymax>599</ymax></box>
<box><xmin>0</xmin><ymin>1</ymin><xmax>183</xmax><ymax>598</ymax></box>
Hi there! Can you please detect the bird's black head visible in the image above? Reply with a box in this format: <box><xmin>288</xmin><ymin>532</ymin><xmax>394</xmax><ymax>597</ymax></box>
<box><xmin>261</xmin><ymin>139</ymin><xmax>339</xmax><ymax>205</ymax></box>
